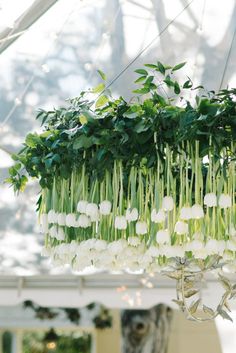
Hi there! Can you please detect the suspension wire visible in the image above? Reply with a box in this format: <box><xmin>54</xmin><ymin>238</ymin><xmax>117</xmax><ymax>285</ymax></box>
<box><xmin>219</xmin><ymin>18</ymin><xmax>236</xmax><ymax>90</ymax></box>
<box><xmin>104</xmin><ymin>0</ymin><xmax>195</xmax><ymax>91</ymax></box>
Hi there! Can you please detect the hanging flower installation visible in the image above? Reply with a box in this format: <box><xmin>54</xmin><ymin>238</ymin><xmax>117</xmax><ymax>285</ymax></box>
<box><xmin>7</xmin><ymin>62</ymin><xmax>236</xmax><ymax>322</ymax></box>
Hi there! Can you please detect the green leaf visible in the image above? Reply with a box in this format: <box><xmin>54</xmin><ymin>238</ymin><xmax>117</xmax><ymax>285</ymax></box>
<box><xmin>73</xmin><ymin>135</ymin><xmax>94</xmax><ymax>149</ymax></box>
<box><xmin>95</xmin><ymin>95</ymin><xmax>109</xmax><ymax>108</ymax></box>
<box><xmin>133</xmin><ymin>87</ymin><xmax>150</xmax><ymax>94</ymax></box>
<box><xmin>97</xmin><ymin>69</ymin><xmax>106</xmax><ymax>81</ymax></box>
<box><xmin>25</xmin><ymin>133</ymin><xmax>41</xmax><ymax>148</ymax></box>
<box><xmin>157</xmin><ymin>61</ymin><xmax>165</xmax><ymax>75</ymax></box>
<box><xmin>91</xmin><ymin>83</ymin><xmax>105</xmax><ymax>93</ymax></box>
<box><xmin>174</xmin><ymin>81</ymin><xmax>181</xmax><ymax>94</ymax></box>
<box><xmin>134</xmin><ymin>76</ymin><xmax>146</xmax><ymax>83</ymax></box>
<box><xmin>183</xmin><ymin>78</ymin><xmax>193</xmax><ymax>89</ymax></box>
<box><xmin>134</xmin><ymin>69</ymin><xmax>148</xmax><ymax>76</ymax></box>
<box><xmin>144</xmin><ymin>64</ymin><xmax>158</xmax><ymax>69</ymax></box>
<box><xmin>172</xmin><ymin>62</ymin><xmax>186</xmax><ymax>71</ymax></box>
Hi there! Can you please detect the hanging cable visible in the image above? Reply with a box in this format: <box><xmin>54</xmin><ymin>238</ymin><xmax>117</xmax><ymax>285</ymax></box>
<box><xmin>104</xmin><ymin>0</ymin><xmax>195</xmax><ymax>91</ymax></box>
<box><xmin>219</xmin><ymin>20</ymin><xmax>236</xmax><ymax>90</ymax></box>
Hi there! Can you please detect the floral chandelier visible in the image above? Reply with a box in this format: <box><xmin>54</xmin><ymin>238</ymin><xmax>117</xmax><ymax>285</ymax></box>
<box><xmin>8</xmin><ymin>62</ymin><xmax>236</xmax><ymax>322</ymax></box>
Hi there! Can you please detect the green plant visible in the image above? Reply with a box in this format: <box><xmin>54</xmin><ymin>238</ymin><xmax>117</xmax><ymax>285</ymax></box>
<box><xmin>7</xmin><ymin>61</ymin><xmax>236</xmax><ymax>322</ymax></box>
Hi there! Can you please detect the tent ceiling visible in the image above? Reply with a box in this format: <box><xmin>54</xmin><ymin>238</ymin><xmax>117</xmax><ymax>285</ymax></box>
<box><xmin>0</xmin><ymin>0</ymin><xmax>58</xmax><ymax>54</ymax></box>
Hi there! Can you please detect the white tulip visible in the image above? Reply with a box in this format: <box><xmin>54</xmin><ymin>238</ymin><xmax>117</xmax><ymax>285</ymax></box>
<box><xmin>57</xmin><ymin>213</ymin><xmax>66</xmax><ymax>226</ymax></box>
<box><xmin>185</xmin><ymin>240</ymin><xmax>203</xmax><ymax>252</ymax></box>
<box><xmin>192</xmin><ymin>248</ymin><xmax>208</xmax><ymax>259</ymax></box>
<box><xmin>77</xmin><ymin>200</ymin><xmax>88</xmax><ymax>213</ymax></box>
<box><xmin>49</xmin><ymin>225</ymin><xmax>57</xmax><ymax>238</ymax></box>
<box><xmin>146</xmin><ymin>246</ymin><xmax>160</xmax><ymax>257</ymax></box>
<box><xmin>191</xmin><ymin>204</ymin><xmax>204</xmax><ymax>219</ymax></box>
<box><xmin>108</xmin><ymin>240</ymin><xmax>125</xmax><ymax>254</ymax></box>
<box><xmin>128</xmin><ymin>236</ymin><xmax>141</xmax><ymax>247</ymax></box>
<box><xmin>126</xmin><ymin>208</ymin><xmax>139</xmax><ymax>221</ymax></box>
<box><xmin>229</xmin><ymin>225</ymin><xmax>236</xmax><ymax>237</ymax></box>
<box><xmin>77</xmin><ymin>214</ymin><xmax>91</xmax><ymax>228</ymax></box>
<box><xmin>66</xmin><ymin>213</ymin><xmax>77</xmax><ymax>227</ymax></box>
<box><xmin>156</xmin><ymin>229</ymin><xmax>170</xmax><ymax>244</ymax></box>
<box><xmin>151</xmin><ymin>209</ymin><xmax>166</xmax><ymax>223</ymax></box>
<box><xmin>115</xmin><ymin>216</ymin><xmax>127</xmax><ymax>230</ymax></box>
<box><xmin>99</xmin><ymin>200</ymin><xmax>112</xmax><ymax>215</ymax></box>
<box><xmin>57</xmin><ymin>227</ymin><xmax>65</xmax><ymax>241</ymax></box>
<box><xmin>205</xmin><ymin>239</ymin><xmax>219</xmax><ymax>255</ymax></box>
<box><xmin>219</xmin><ymin>194</ymin><xmax>232</xmax><ymax>208</ymax></box>
<box><xmin>86</xmin><ymin>203</ymin><xmax>99</xmax><ymax>221</ymax></box>
<box><xmin>204</xmin><ymin>193</ymin><xmax>217</xmax><ymax>207</ymax></box>
<box><xmin>94</xmin><ymin>239</ymin><xmax>107</xmax><ymax>251</ymax></box>
<box><xmin>40</xmin><ymin>213</ymin><xmax>48</xmax><ymax>233</ymax></box>
<box><xmin>174</xmin><ymin>221</ymin><xmax>188</xmax><ymax>235</ymax></box>
<box><xmin>48</xmin><ymin>210</ymin><xmax>57</xmax><ymax>223</ymax></box>
<box><xmin>136</xmin><ymin>221</ymin><xmax>148</xmax><ymax>235</ymax></box>
<box><xmin>170</xmin><ymin>245</ymin><xmax>185</xmax><ymax>257</ymax></box>
<box><xmin>162</xmin><ymin>196</ymin><xmax>174</xmax><ymax>211</ymax></box>
<box><xmin>226</xmin><ymin>240</ymin><xmax>236</xmax><ymax>251</ymax></box>
<box><xmin>180</xmin><ymin>207</ymin><xmax>192</xmax><ymax>220</ymax></box>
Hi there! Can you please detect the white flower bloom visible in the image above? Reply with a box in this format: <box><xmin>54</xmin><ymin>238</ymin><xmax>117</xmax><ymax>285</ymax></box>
<box><xmin>226</xmin><ymin>240</ymin><xmax>236</xmax><ymax>251</ymax></box>
<box><xmin>180</xmin><ymin>207</ymin><xmax>192</xmax><ymax>220</ymax></box>
<box><xmin>136</xmin><ymin>221</ymin><xmax>148</xmax><ymax>235</ymax></box>
<box><xmin>49</xmin><ymin>225</ymin><xmax>57</xmax><ymax>238</ymax></box>
<box><xmin>94</xmin><ymin>239</ymin><xmax>107</xmax><ymax>251</ymax></box>
<box><xmin>57</xmin><ymin>227</ymin><xmax>65</xmax><ymax>241</ymax></box>
<box><xmin>128</xmin><ymin>236</ymin><xmax>141</xmax><ymax>247</ymax></box>
<box><xmin>151</xmin><ymin>209</ymin><xmax>166</xmax><ymax>223</ymax></box>
<box><xmin>191</xmin><ymin>204</ymin><xmax>204</xmax><ymax>219</ymax></box>
<box><xmin>66</xmin><ymin>213</ymin><xmax>77</xmax><ymax>227</ymax></box>
<box><xmin>162</xmin><ymin>196</ymin><xmax>174</xmax><ymax>211</ymax></box>
<box><xmin>77</xmin><ymin>214</ymin><xmax>91</xmax><ymax>228</ymax></box>
<box><xmin>205</xmin><ymin>239</ymin><xmax>225</xmax><ymax>255</ymax></box>
<box><xmin>40</xmin><ymin>213</ymin><xmax>48</xmax><ymax>233</ymax></box>
<box><xmin>126</xmin><ymin>208</ymin><xmax>139</xmax><ymax>221</ymax></box>
<box><xmin>185</xmin><ymin>240</ymin><xmax>203</xmax><ymax>252</ymax></box>
<box><xmin>86</xmin><ymin>203</ymin><xmax>99</xmax><ymax>221</ymax></box>
<box><xmin>229</xmin><ymin>225</ymin><xmax>236</xmax><ymax>237</ymax></box>
<box><xmin>114</xmin><ymin>216</ymin><xmax>127</xmax><ymax>230</ymax></box>
<box><xmin>192</xmin><ymin>248</ymin><xmax>208</xmax><ymax>259</ymax></box>
<box><xmin>219</xmin><ymin>194</ymin><xmax>232</xmax><ymax>208</ymax></box>
<box><xmin>41</xmin><ymin>246</ymin><xmax>51</xmax><ymax>257</ymax></box>
<box><xmin>204</xmin><ymin>193</ymin><xmax>217</xmax><ymax>207</ymax></box>
<box><xmin>77</xmin><ymin>200</ymin><xmax>88</xmax><ymax>213</ymax></box>
<box><xmin>99</xmin><ymin>200</ymin><xmax>112</xmax><ymax>215</ymax></box>
<box><xmin>48</xmin><ymin>210</ymin><xmax>57</xmax><ymax>223</ymax></box>
<box><xmin>156</xmin><ymin>229</ymin><xmax>170</xmax><ymax>244</ymax></box>
<box><xmin>174</xmin><ymin>221</ymin><xmax>188</xmax><ymax>235</ymax></box>
<box><xmin>171</xmin><ymin>245</ymin><xmax>185</xmax><ymax>257</ymax></box>
<box><xmin>146</xmin><ymin>246</ymin><xmax>160</xmax><ymax>257</ymax></box>
<box><xmin>108</xmin><ymin>240</ymin><xmax>125</xmax><ymax>254</ymax></box>
<box><xmin>57</xmin><ymin>213</ymin><xmax>66</xmax><ymax>226</ymax></box>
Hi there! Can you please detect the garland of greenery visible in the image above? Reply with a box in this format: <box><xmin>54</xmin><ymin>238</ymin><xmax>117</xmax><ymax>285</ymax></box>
<box><xmin>8</xmin><ymin>61</ymin><xmax>236</xmax><ymax>321</ymax></box>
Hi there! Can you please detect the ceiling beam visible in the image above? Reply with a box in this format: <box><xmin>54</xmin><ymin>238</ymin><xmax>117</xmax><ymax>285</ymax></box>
<box><xmin>0</xmin><ymin>0</ymin><xmax>59</xmax><ymax>55</ymax></box>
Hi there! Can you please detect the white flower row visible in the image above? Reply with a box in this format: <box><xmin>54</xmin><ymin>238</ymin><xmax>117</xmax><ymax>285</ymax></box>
<box><xmin>41</xmin><ymin>237</ymin><xmax>236</xmax><ymax>272</ymax></box>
